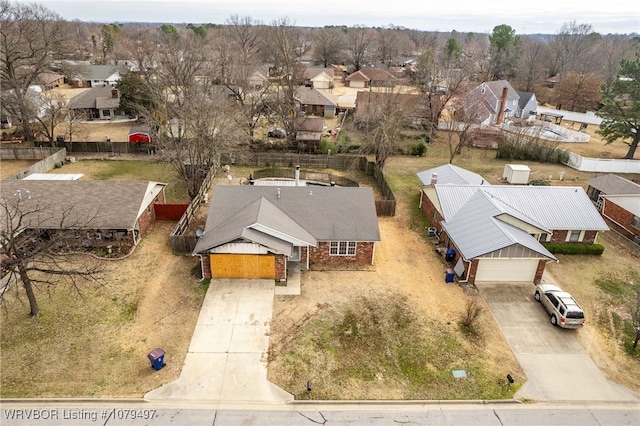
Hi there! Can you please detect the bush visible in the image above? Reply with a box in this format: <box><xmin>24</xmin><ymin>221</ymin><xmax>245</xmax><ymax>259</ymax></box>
<box><xmin>318</xmin><ymin>137</ymin><xmax>337</xmax><ymax>155</ymax></box>
<box><xmin>496</xmin><ymin>135</ymin><xmax>569</xmax><ymax>164</ymax></box>
<box><xmin>528</xmin><ymin>178</ymin><xmax>551</xmax><ymax>186</ymax></box>
<box><xmin>542</xmin><ymin>242</ymin><xmax>605</xmax><ymax>255</ymax></box>
<box><xmin>410</xmin><ymin>142</ymin><xmax>427</xmax><ymax>157</ymax></box>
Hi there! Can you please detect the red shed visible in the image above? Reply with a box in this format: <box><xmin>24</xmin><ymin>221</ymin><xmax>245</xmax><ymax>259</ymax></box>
<box><xmin>128</xmin><ymin>125</ymin><xmax>153</xmax><ymax>143</ymax></box>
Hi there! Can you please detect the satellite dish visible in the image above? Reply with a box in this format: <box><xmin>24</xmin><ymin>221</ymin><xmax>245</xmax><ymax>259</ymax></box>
<box><xmin>195</xmin><ymin>228</ymin><xmax>204</xmax><ymax>238</ymax></box>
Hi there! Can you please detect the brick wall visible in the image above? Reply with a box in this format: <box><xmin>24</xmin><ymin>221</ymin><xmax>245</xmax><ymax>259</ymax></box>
<box><xmin>534</xmin><ymin>259</ymin><xmax>547</xmax><ymax>284</ymax></box>
<box><xmin>275</xmin><ymin>255</ymin><xmax>286</xmax><ymax>280</ymax></box>
<box><xmin>419</xmin><ymin>190</ymin><xmax>445</xmax><ymax>234</ymax></box>
<box><xmin>309</xmin><ymin>241</ymin><xmax>375</xmax><ymax>265</ymax></box>
<box><xmin>604</xmin><ymin>201</ymin><xmax>639</xmax><ymax>239</ymax></box>
<box><xmin>550</xmin><ymin>230</ymin><xmax>568</xmax><ymax>242</ymax></box>
<box><xmin>201</xmin><ymin>255</ymin><xmax>211</xmax><ymax>279</ymax></box>
<box><xmin>137</xmin><ymin>205</ymin><xmax>156</xmax><ymax>237</ymax></box>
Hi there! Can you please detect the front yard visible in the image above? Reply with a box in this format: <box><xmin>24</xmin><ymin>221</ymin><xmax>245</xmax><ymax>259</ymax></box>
<box><xmin>1</xmin><ymin>136</ymin><xmax>639</xmax><ymax>399</ymax></box>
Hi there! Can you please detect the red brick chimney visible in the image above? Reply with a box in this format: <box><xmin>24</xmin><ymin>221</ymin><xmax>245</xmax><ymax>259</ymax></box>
<box><xmin>495</xmin><ymin>86</ymin><xmax>509</xmax><ymax>125</ymax></box>
<box><xmin>111</xmin><ymin>88</ymin><xmax>119</xmax><ymax>98</ymax></box>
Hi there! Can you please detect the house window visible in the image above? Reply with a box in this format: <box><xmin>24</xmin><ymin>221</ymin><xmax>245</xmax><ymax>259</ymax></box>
<box><xmin>568</xmin><ymin>230</ymin><xmax>581</xmax><ymax>242</ymax></box>
<box><xmin>330</xmin><ymin>241</ymin><xmax>356</xmax><ymax>256</ymax></box>
<box><xmin>596</xmin><ymin>195</ymin><xmax>604</xmax><ymax>211</ymax></box>
<box><xmin>102</xmin><ymin>109</ymin><xmax>111</xmax><ymax>117</ymax></box>
<box><xmin>632</xmin><ymin>215</ymin><xmax>640</xmax><ymax>229</ymax></box>
<box><xmin>539</xmin><ymin>233</ymin><xmax>550</xmax><ymax>242</ymax></box>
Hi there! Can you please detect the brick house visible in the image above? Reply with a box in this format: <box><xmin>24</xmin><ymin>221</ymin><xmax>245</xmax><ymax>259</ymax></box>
<box><xmin>1</xmin><ymin>180</ymin><xmax>167</xmax><ymax>254</ymax></box>
<box><xmin>418</xmin><ymin>165</ymin><xmax>608</xmax><ymax>284</ymax></box>
<box><xmin>193</xmin><ymin>185</ymin><xmax>380</xmax><ymax>280</ymax></box>
<box><xmin>586</xmin><ymin>174</ymin><xmax>640</xmax><ymax>243</ymax></box>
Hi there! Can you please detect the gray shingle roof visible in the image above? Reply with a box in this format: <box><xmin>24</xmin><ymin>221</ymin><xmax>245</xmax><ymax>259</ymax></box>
<box><xmin>294</xmin><ymin>86</ymin><xmax>338</xmax><ymax>106</ymax></box>
<box><xmin>586</xmin><ymin>174</ymin><xmax>640</xmax><ymax>195</ymax></box>
<box><xmin>68</xmin><ymin>86</ymin><xmax>120</xmax><ymax>110</ymax></box>
<box><xmin>434</xmin><ymin>185</ymin><xmax>609</xmax><ymax>231</ymax></box>
<box><xmin>1</xmin><ymin>180</ymin><xmax>165</xmax><ymax>231</ymax></box>
<box><xmin>194</xmin><ymin>185</ymin><xmax>380</xmax><ymax>253</ymax></box>
<box><xmin>416</xmin><ymin>164</ymin><xmax>489</xmax><ymax>186</ymax></box>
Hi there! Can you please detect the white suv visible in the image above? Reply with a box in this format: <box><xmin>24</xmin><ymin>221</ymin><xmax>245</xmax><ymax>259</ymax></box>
<box><xmin>534</xmin><ymin>284</ymin><xmax>585</xmax><ymax>328</ymax></box>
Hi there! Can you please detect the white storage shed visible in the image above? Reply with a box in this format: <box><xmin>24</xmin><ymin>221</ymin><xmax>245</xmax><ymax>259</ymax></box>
<box><xmin>503</xmin><ymin>164</ymin><xmax>530</xmax><ymax>184</ymax></box>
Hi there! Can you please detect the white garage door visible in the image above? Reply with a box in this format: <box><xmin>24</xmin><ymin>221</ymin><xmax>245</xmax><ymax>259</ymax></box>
<box><xmin>475</xmin><ymin>258</ymin><xmax>539</xmax><ymax>282</ymax></box>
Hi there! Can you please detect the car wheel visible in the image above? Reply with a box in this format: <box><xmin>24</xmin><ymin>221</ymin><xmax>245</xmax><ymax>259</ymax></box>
<box><xmin>534</xmin><ymin>291</ymin><xmax>541</xmax><ymax>302</ymax></box>
<box><xmin>550</xmin><ymin>314</ymin><xmax>558</xmax><ymax>326</ymax></box>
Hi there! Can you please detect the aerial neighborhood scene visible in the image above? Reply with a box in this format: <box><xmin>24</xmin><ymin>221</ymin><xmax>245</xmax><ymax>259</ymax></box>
<box><xmin>1</xmin><ymin>0</ymin><xmax>640</xmax><ymax>423</ymax></box>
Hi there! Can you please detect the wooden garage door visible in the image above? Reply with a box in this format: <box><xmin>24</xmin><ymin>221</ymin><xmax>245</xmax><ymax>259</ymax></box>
<box><xmin>475</xmin><ymin>258</ymin><xmax>538</xmax><ymax>282</ymax></box>
<box><xmin>210</xmin><ymin>254</ymin><xmax>276</xmax><ymax>279</ymax></box>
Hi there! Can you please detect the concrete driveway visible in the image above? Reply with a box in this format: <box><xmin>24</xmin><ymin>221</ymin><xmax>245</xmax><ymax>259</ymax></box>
<box><xmin>478</xmin><ymin>282</ymin><xmax>639</xmax><ymax>402</ymax></box>
<box><xmin>145</xmin><ymin>279</ymin><xmax>293</xmax><ymax>403</ymax></box>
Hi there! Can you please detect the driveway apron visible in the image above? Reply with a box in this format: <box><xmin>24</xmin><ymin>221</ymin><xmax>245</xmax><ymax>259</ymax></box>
<box><xmin>145</xmin><ymin>279</ymin><xmax>293</xmax><ymax>403</ymax></box>
<box><xmin>478</xmin><ymin>281</ymin><xmax>639</xmax><ymax>402</ymax></box>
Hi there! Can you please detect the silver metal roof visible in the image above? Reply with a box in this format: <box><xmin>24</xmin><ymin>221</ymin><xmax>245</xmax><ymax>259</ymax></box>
<box><xmin>441</xmin><ymin>191</ymin><xmax>556</xmax><ymax>260</ymax></box>
<box><xmin>435</xmin><ymin>185</ymin><xmax>609</xmax><ymax>231</ymax></box>
<box><xmin>416</xmin><ymin>164</ymin><xmax>489</xmax><ymax>186</ymax></box>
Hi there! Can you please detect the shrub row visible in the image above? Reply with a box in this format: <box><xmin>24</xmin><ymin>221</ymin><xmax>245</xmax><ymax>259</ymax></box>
<box><xmin>542</xmin><ymin>242</ymin><xmax>605</xmax><ymax>255</ymax></box>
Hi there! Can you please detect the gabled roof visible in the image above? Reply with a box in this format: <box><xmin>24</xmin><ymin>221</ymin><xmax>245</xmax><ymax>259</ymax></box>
<box><xmin>72</xmin><ymin>64</ymin><xmax>127</xmax><ymax>81</ymax></box>
<box><xmin>310</xmin><ymin>71</ymin><xmax>333</xmax><ymax>83</ymax></box>
<box><xmin>517</xmin><ymin>91</ymin><xmax>536</xmax><ymax>109</ymax></box>
<box><xmin>129</xmin><ymin>125</ymin><xmax>152</xmax><ymax>135</ymax></box>
<box><xmin>586</xmin><ymin>174</ymin><xmax>640</xmax><ymax>195</ymax></box>
<box><xmin>482</xmin><ymin>80</ymin><xmax>520</xmax><ymax>104</ymax></box>
<box><xmin>416</xmin><ymin>164</ymin><xmax>489</xmax><ymax>186</ymax></box>
<box><xmin>194</xmin><ymin>186</ymin><xmax>380</xmax><ymax>254</ymax></box>
<box><xmin>294</xmin><ymin>86</ymin><xmax>338</xmax><ymax>106</ymax></box>
<box><xmin>68</xmin><ymin>86</ymin><xmax>119</xmax><ymax>110</ymax></box>
<box><xmin>306</xmin><ymin>66</ymin><xmax>334</xmax><ymax>79</ymax></box>
<box><xmin>357</xmin><ymin>68</ymin><xmax>397</xmax><ymax>82</ymax></box>
<box><xmin>345</xmin><ymin>70</ymin><xmax>369</xmax><ymax>82</ymax></box>
<box><xmin>441</xmin><ymin>190</ymin><xmax>556</xmax><ymax>260</ymax></box>
<box><xmin>0</xmin><ymin>180</ymin><xmax>166</xmax><ymax>231</ymax></box>
<box><xmin>295</xmin><ymin>117</ymin><xmax>324</xmax><ymax>132</ymax></box>
<box><xmin>433</xmin><ymin>184</ymin><xmax>609</xmax><ymax>231</ymax></box>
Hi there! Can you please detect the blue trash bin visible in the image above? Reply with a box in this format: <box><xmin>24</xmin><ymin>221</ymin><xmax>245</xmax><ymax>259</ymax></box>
<box><xmin>445</xmin><ymin>268</ymin><xmax>455</xmax><ymax>283</ymax></box>
<box><xmin>147</xmin><ymin>348</ymin><xmax>165</xmax><ymax>371</ymax></box>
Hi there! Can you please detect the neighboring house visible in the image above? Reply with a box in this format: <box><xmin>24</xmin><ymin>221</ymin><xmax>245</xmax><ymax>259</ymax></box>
<box><xmin>1</xmin><ymin>86</ymin><xmax>51</xmax><ymax>124</ymax></box>
<box><xmin>193</xmin><ymin>185</ymin><xmax>381</xmax><ymax>280</ymax></box>
<box><xmin>248</xmin><ymin>65</ymin><xmax>270</xmax><ymax>90</ymax></box>
<box><xmin>294</xmin><ymin>86</ymin><xmax>339</xmax><ymax>118</ymax></box>
<box><xmin>586</xmin><ymin>173</ymin><xmax>640</xmax><ymax>208</ymax></box>
<box><xmin>345</xmin><ymin>68</ymin><xmax>398</xmax><ymax>88</ymax></box>
<box><xmin>35</xmin><ymin>72</ymin><xmax>65</xmax><ymax>90</ymax></box>
<box><xmin>1</xmin><ymin>180</ymin><xmax>167</xmax><ymax>252</ymax></box>
<box><xmin>294</xmin><ymin>117</ymin><xmax>324</xmax><ymax>149</ymax></box>
<box><xmin>419</xmin><ymin>167</ymin><xmax>609</xmax><ymax>284</ymax></box>
<box><xmin>464</xmin><ymin>80</ymin><xmax>520</xmax><ymax>126</ymax></box>
<box><xmin>70</xmin><ymin>65</ymin><xmax>127</xmax><ymax>88</ymax></box>
<box><xmin>68</xmin><ymin>86</ymin><xmax>120</xmax><ymax>120</ymax></box>
<box><xmin>586</xmin><ymin>174</ymin><xmax>640</xmax><ymax>242</ymax></box>
<box><xmin>128</xmin><ymin>125</ymin><xmax>153</xmax><ymax>143</ymax></box>
<box><xmin>305</xmin><ymin>67</ymin><xmax>335</xmax><ymax>89</ymax></box>
<box><xmin>516</xmin><ymin>91</ymin><xmax>537</xmax><ymax>120</ymax></box>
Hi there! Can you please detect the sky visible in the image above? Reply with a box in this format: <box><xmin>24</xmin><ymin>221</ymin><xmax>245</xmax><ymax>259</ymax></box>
<box><xmin>31</xmin><ymin>0</ymin><xmax>640</xmax><ymax>34</ymax></box>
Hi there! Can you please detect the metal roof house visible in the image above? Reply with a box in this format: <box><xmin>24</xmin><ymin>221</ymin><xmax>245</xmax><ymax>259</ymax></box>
<box><xmin>416</xmin><ymin>164</ymin><xmax>490</xmax><ymax>187</ymax></box>
<box><xmin>193</xmin><ymin>185</ymin><xmax>381</xmax><ymax>280</ymax></box>
<box><xmin>419</xmin><ymin>170</ymin><xmax>609</xmax><ymax>284</ymax></box>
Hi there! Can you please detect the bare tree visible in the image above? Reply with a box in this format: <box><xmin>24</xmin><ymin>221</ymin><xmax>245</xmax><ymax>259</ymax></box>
<box><xmin>0</xmin><ymin>1</ymin><xmax>67</xmax><ymax>141</ymax></box>
<box><xmin>260</xmin><ymin>17</ymin><xmax>309</xmax><ymax>142</ymax></box>
<box><xmin>554</xmin><ymin>72</ymin><xmax>602</xmax><ymax>112</ymax></box>
<box><xmin>550</xmin><ymin>21</ymin><xmax>599</xmax><ymax>81</ymax></box>
<box><xmin>32</xmin><ymin>91</ymin><xmax>67</xmax><ymax>145</ymax></box>
<box><xmin>516</xmin><ymin>38</ymin><xmax>552</xmax><ymax>93</ymax></box>
<box><xmin>355</xmin><ymin>89</ymin><xmax>416</xmax><ymax>170</ymax></box>
<box><xmin>374</xmin><ymin>26</ymin><xmax>402</xmax><ymax>68</ymax></box>
<box><xmin>312</xmin><ymin>27</ymin><xmax>345</xmax><ymax>67</ymax></box>
<box><xmin>411</xmin><ymin>42</ymin><xmax>472</xmax><ymax>138</ymax></box>
<box><xmin>0</xmin><ymin>191</ymin><xmax>106</xmax><ymax>317</ymax></box>
<box><xmin>441</xmin><ymin>95</ymin><xmax>483</xmax><ymax>164</ymax></box>
<box><xmin>344</xmin><ymin>26</ymin><xmax>375</xmax><ymax>71</ymax></box>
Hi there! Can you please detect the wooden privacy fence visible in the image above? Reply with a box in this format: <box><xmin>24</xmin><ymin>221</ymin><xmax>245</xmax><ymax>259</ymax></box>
<box><xmin>221</xmin><ymin>153</ymin><xmax>395</xmax><ymax>216</ymax></box>
<box><xmin>155</xmin><ymin>204</ymin><xmax>189</xmax><ymax>221</ymax></box>
<box><xmin>170</xmin><ymin>164</ymin><xmax>215</xmax><ymax>254</ymax></box>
